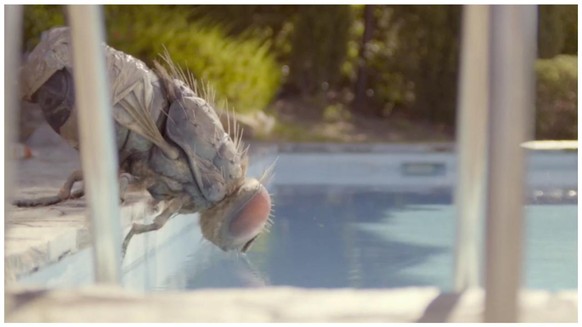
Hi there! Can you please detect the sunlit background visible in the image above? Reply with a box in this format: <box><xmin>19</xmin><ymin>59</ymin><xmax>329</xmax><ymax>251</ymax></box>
<box><xmin>20</xmin><ymin>5</ymin><xmax>577</xmax><ymax>145</ymax></box>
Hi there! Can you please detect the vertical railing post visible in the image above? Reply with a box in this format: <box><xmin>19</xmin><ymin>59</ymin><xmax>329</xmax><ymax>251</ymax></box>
<box><xmin>453</xmin><ymin>5</ymin><xmax>490</xmax><ymax>292</ymax></box>
<box><xmin>484</xmin><ymin>5</ymin><xmax>537</xmax><ymax>322</ymax></box>
<box><xmin>5</xmin><ymin>5</ymin><xmax>24</xmax><ymax>205</ymax></box>
<box><xmin>67</xmin><ymin>5</ymin><xmax>122</xmax><ymax>284</ymax></box>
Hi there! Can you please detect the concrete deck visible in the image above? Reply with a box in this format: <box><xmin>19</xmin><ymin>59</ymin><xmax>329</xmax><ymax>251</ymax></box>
<box><xmin>4</xmin><ymin>124</ymin><xmax>578</xmax><ymax>322</ymax></box>
<box><xmin>4</xmin><ymin>285</ymin><xmax>577</xmax><ymax>323</ymax></box>
<box><xmin>5</xmin><ymin>124</ymin><xmax>155</xmax><ymax>282</ymax></box>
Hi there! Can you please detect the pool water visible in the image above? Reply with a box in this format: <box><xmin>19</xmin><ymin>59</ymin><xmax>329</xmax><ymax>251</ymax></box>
<box><xmin>157</xmin><ymin>185</ymin><xmax>577</xmax><ymax>291</ymax></box>
<box><xmin>17</xmin><ymin>150</ymin><xmax>577</xmax><ymax>292</ymax></box>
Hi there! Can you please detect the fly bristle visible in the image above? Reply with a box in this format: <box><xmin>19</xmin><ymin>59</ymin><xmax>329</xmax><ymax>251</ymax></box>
<box><xmin>258</xmin><ymin>157</ymin><xmax>278</xmax><ymax>185</ymax></box>
<box><xmin>198</xmin><ymin>80</ymin><xmax>217</xmax><ymax>108</ymax></box>
<box><xmin>226</xmin><ymin>106</ymin><xmax>232</xmax><ymax>137</ymax></box>
<box><xmin>237</xmin><ymin>128</ymin><xmax>245</xmax><ymax>155</ymax></box>
<box><xmin>158</xmin><ymin>47</ymin><xmax>200</xmax><ymax>99</ymax></box>
<box><xmin>193</xmin><ymin>79</ymin><xmax>199</xmax><ymax>96</ymax></box>
<box><xmin>155</xmin><ymin>48</ymin><xmax>250</xmax><ymax>161</ymax></box>
<box><xmin>207</xmin><ymin>82</ymin><xmax>216</xmax><ymax>107</ymax></box>
<box><xmin>241</xmin><ymin>144</ymin><xmax>250</xmax><ymax>159</ymax></box>
<box><xmin>263</xmin><ymin>216</ymin><xmax>274</xmax><ymax>234</ymax></box>
<box><xmin>157</xmin><ymin>47</ymin><xmax>218</xmax><ymax>110</ymax></box>
<box><xmin>187</xmin><ymin>70</ymin><xmax>197</xmax><ymax>95</ymax></box>
<box><xmin>221</xmin><ymin>103</ymin><xmax>246</xmax><ymax>160</ymax></box>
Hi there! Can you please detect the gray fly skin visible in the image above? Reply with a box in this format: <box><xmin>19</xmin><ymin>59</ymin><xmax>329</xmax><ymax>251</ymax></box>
<box><xmin>16</xmin><ymin>27</ymin><xmax>274</xmax><ymax>254</ymax></box>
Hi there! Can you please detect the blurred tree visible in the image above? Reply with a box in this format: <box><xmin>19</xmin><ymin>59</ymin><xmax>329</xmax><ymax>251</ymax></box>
<box><xmin>286</xmin><ymin>5</ymin><xmax>352</xmax><ymax>96</ymax></box>
<box><xmin>535</xmin><ymin>55</ymin><xmax>577</xmax><ymax>139</ymax></box>
<box><xmin>19</xmin><ymin>5</ymin><xmax>579</xmax><ymax>141</ymax></box>
<box><xmin>538</xmin><ymin>5</ymin><xmax>566</xmax><ymax>59</ymax></box>
<box><xmin>538</xmin><ymin>5</ymin><xmax>578</xmax><ymax>58</ymax></box>
<box><xmin>187</xmin><ymin>5</ymin><xmax>299</xmax><ymax>62</ymax></box>
<box><xmin>558</xmin><ymin>5</ymin><xmax>577</xmax><ymax>55</ymax></box>
<box><xmin>188</xmin><ymin>5</ymin><xmax>297</xmax><ymax>37</ymax></box>
<box><xmin>352</xmin><ymin>5</ymin><xmax>375</xmax><ymax>112</ymax></box>
<box><xmin>362</xmin><ymin>5</ymin><xmax>462</xmax><ymax>126</ymax></box>
<box><xmin>22</xmin><ymin>5</ymin><xmax>65</xmax><ymax>51</ymax></box>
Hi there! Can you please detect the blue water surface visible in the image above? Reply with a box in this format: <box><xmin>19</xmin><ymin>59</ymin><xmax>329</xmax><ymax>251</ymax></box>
<box><xmin>171</xmin><ymin>186</ymin><xmax>577</xmax><ymax>291</ymax></box>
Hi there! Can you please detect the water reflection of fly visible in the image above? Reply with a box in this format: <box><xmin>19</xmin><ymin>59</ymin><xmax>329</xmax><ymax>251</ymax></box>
<box><xmin>167</xmin><ymin>244</ymin><xmax>270</xmax><ymax>289</ymax></box>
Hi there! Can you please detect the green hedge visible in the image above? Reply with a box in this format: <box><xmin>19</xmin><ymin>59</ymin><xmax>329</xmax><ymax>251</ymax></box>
<box><xmin>22</xmin><ymin>5</ymin><xmax>65</xmax><ymax>51</ymax></box>
<box><xmin>22</xmin><ymin>5</ymin><xmax>281</xmax><ymax>114</ymax></box>
<box><xmin>535</xmin><ymin>55</ymin><xmax>577</xmax><ymax>139</ymax></box>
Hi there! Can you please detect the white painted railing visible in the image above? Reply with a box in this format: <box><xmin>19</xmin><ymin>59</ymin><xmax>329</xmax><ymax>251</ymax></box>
<box><xmin>453</xmin><ymin>5</ymin><xmax>490</xmax><ymax>292</ymax></box>
<box><xmin>5</xmin><ymin>5</ymin><xmax>24</xmax><ymax>205</ymax></box>
<box><xmin>483</xmin><ymin>5</ymin><xmax>537</xmax><ymax>322</ymax></box>
<box><xmin>454</xmin><ymin>4</ymin><xmax>538</xmax><ymax>322</ymax></box>
<box><xmin>67</xmin><ymin>5</ymin><xmax>122</xmax><ymax>284</ymax></box>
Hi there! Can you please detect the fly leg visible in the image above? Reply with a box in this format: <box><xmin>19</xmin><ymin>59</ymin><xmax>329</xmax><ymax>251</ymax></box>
<box><xmin>118</xmin><ymin>172</ymin><xmax>136</xmax><ymax>204</ymax></box>
<box><xmin>15</xmin><ymin>171</ymin><xmax>136</xmax><ymax>207</ymax></box>
<box><xmin>121</xmin><ymin>197</ymin><xmax>184</xmax><ymax>258</ymax></box>
<box><xmin>13</xmin><ymin>169</ymin><xmax>84</xmax><ymax>207</ymax></box>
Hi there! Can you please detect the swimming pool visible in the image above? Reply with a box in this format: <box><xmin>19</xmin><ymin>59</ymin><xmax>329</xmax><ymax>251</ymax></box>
<box><xmin>151</xmin><ymin>185</ymin><xmax>576</xmax><ymax>291</ymax></box>
<box><xmin>18</xmin><ymin>147</ymin><xmax>578</xmax><ymax>292</ymax></box>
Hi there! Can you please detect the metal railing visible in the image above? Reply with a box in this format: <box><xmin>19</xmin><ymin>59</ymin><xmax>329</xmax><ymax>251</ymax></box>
<box><xmin>67</xmin><ymin>5</ymin><xmax>122</xmax><ymax>284</ymax></box>
<box><xmin>453</xmin><ymin>5</ymin><xmax>489</xmax><ymax>291</ymax></box>
<box><xmin>5</xmin><ymin>7</ymin><xmax>23</xmax><ymax>289</ymax></box>
<box><xmin>5</xmin><ymin>5</ymin><xmax>24</xmax><ymax>207</ymax></box>
<box><xmin>454</xmin><ymin>4</ymin><xmax>538</xmax><ymax>322</ymax></box>
<box><xmin>483</xmin><ymin>5</ymin><xmax>537</xmax><ymax>322</ymax></box>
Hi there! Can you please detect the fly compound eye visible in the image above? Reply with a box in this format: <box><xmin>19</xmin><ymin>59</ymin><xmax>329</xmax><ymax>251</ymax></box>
<box><xmin>228</xmin><ymin>185</ymin><xmax>271</xmax><ymax>250</ymax></box>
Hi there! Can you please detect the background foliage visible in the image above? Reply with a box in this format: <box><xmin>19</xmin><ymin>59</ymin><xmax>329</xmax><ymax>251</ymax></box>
<box><xmin>22</xmin><ymin>5</ymin><xmax>577</xmax><ymax>140</ymax></box>
<box><xmin>535</xmin><ymin>55</ymin><xmax>577</xmax><ymax>139</ymax></box>
<box><xmin>24</xmin><ymin>5</ymin><xmax>281</xmax><ymax>114</ymax></box>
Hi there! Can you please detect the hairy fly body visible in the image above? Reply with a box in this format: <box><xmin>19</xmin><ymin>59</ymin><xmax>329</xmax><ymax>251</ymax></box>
<box><xmin>16</xmin><ymin>27</ymin><xmax>273</xmax><ymax>254</ymax></box>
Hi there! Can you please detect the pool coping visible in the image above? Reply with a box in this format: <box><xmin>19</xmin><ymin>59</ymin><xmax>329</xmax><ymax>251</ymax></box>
<box><xmin>5</xmin><ymin>285</ymin><xmax>577</xmax><ymax>322</ymax></box>
<box><xmin>249</xmin><ymin>140</ymin><xmax>578</xmax><ymax>153</ymax></box>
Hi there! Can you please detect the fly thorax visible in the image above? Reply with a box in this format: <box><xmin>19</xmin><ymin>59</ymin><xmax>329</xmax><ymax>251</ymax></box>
<box><xmin>157</xmin><ymin>82</ymin><xmax>247</xmax><ymax>208</ymax></box>
<box><xmin>147</xmin><ymin>146</ymin><xmax>210</xmax><ymax>209</ymax></box>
